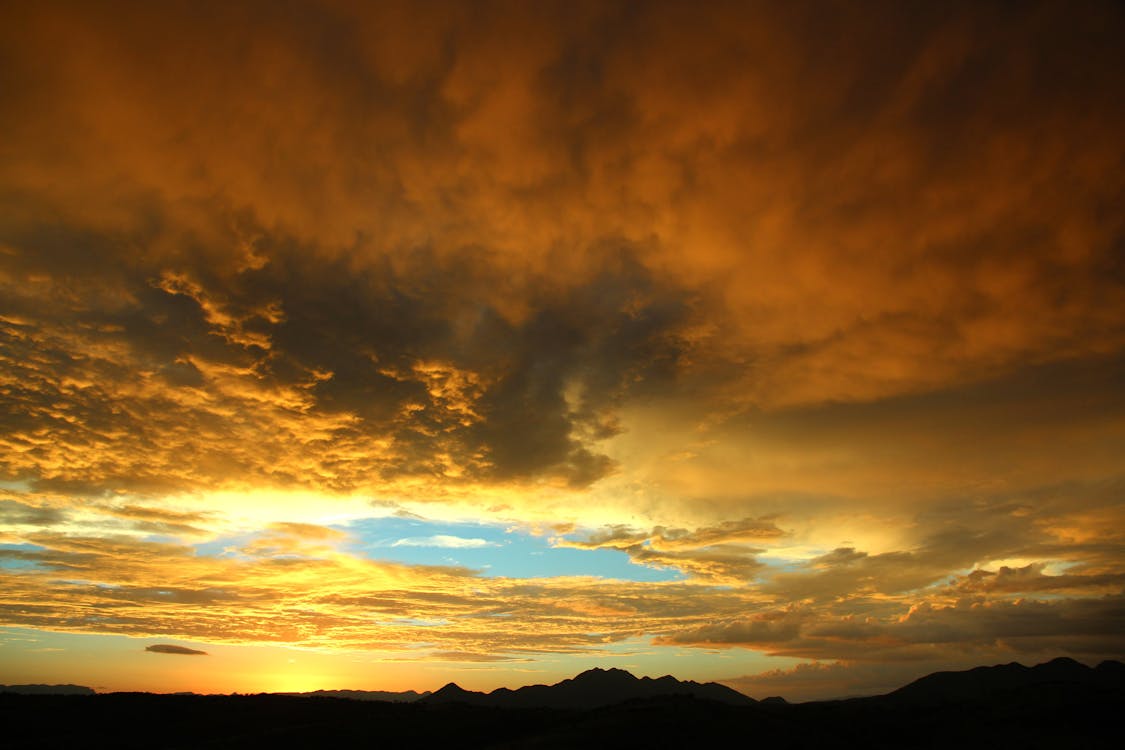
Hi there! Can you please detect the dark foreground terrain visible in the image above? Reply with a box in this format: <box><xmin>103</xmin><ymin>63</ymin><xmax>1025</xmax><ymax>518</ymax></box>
<box><xmin>3</xmin><ymin>658</ymin><xmax>1121</xmax><ymax>749</ymax></box>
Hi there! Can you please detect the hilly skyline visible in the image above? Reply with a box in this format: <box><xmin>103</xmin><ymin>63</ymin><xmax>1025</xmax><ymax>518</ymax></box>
<box><xmin>5</xmin><ymin>658</ymin><xmax>1121</xmax><ymax>748</ymax></box>
<box><xmin>1</xmin><ymin>0</ymin><xmax>1123</xmax><ymax>700</ymax></box>
<box><xmin>3</xmin><ymin>656</ymin><xmax>1120</xmax><ymax>706</ymax></box>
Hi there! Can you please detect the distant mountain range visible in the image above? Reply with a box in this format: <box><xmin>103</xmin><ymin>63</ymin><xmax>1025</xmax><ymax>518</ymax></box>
<box><xmin>3</xmin><ymin>659</ymin><xmax>1122</xmax><ymax>748</ymax></box>
<box><xmin>0</xmin><ymin>684</ymin><xmax>95</xmax><ymax>696</ymax></box>
<box><xmin>270</xmin><ymin>667</ymin><xmax>749</xmax><ymax>708</ymax></box>
<box><xmin>4</xmin><ymin>657</ymin><xmax>1121</xmax><ymax>706</ymax></box>
<box><xmin>884</xmin><ymin>656</ymin><xmax>1124</xmax><ymax>704</ymax></box>
<box><xmin>277</xmin><ymin>688</ymin><xmax>431</xmax><ymax>702</ymax></box>
<box><xmin>421</xmin><ymin>666</ymin><xmax>753</xmax><ymax>709</ymax></box>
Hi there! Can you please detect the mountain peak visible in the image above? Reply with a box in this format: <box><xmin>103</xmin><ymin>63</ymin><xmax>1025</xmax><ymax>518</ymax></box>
<box><xmin>573</xmin><ymin>667</ymin><xmax>637</xmax><ymax>683</ymax></box>
<box><xmin>1032</xmin><ymin>656</ymin><xmax>1091</xmax><ymax>680</ymax></box>
<box><xmin>419</xmin><ymin>667</ymin><xmax>752</xmax><ymax>709</ymax></box>
<box><xmin>422</xmin><ymin>681</ymin><xmax>493</xmax><ymax>706</ymax></box>
<box><xmin>433</xmin><ymin>682</ymin><xmax>469</xmax><ymax>695</ymax></box>
<box><xmin>891</xmin><ymin>657</ymin><xmax>1106</xmax><ymax>704</ymax></box>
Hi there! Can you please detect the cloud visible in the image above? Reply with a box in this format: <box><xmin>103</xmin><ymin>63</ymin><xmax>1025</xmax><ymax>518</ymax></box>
<box><xmin>0</xmin><ymin>236</ymin><xmax>694</xmax><ymax>496</ymax></box>
<box><xmin>661</xmin><ymin>611</ymin><xmax>803</xmax><ymax>646</ymax></box>
<box><xmin>562</xmin><ymin>517</ymin><xmax>784</xmax><ymax>552</ymax></box>
<box><xmin>425</xmin><ymin>651</ymin><xmax>534</xmax><ymax>663</ymax></box>
<box><xmin>145</xmin><ymin>644</ymin><xmax>207</xmax><ymax>656</ymax></box>
<box><xmin>0</xmin><ymin>0</ymin><xmax>1121</xmax><ymax>503</ymax></box>
<box><xmin>0</xmin><ymin>529</ymin><xmax>757</xmax><ymax>656</ymax></box>
<box><xmin>0</xmin><ymin>499</ymin><xmax>67</xmax><ymax>527</ymax></box>
<box><xmin>267</xmin><ymin>523</ymin><xmax>347</xmax><ymax>542</ymax></box>
<box><xmin>556</xmin><ymin>517</ymin><xmax>783</xmax><ymax>583</ymax></box>
<box><xmin>1</xmin><ymin>506</ymin><xmax>1123</xmax><ymax>681</ymax></box>
<box><xmin>951</xmin><ymin>563</ymin><xmax>1125</xmax><ymax>595</ymax></box>
<box><xmin>392</xmin><ymin>535</ymin><xmax>497</xmax><ymax>549</ymax></box>
<box><xmin>664</xmin><ymin>595</ymin><xmax>1125</xmax><ymax>664</ymax></box>
<box><xmin>240</xmin><ymin>524</ymin><xmax>349</xmax><ymax>557</ymax></box>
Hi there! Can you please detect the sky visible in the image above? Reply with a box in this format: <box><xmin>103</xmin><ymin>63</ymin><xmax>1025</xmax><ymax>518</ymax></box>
<box><xmin>0</xmin><ymin>0</ymin><xmax>1123</xmax><ymax>702</ymax></box>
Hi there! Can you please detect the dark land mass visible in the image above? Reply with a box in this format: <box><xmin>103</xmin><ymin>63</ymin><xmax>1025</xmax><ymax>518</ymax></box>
<box><xmin>0</xmin><ymin>684</ymin><xmax>95</xmax><ymax>696</ymax></box>
<box><xmin>278</xmin><ymin>688</ymin><xmax>431</xmax><ymax>702</ymax></box>
<box><xmin>2</xmin><ymin>658</ymin><xmax>1121</xmax><ymax>749</ymax></box>
<box><xmin>422</xmin><ymin>666</ymin><xmax>753</xmax><ymax>709</ymax></box>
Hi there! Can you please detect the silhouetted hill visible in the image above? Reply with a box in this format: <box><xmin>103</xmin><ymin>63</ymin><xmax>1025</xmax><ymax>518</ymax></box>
<box><xmin>421</xmin><ymin>667</ymin><xmax>753</xmax><ymax>709</ymax></box>
<box><xmin>888</xmin><ymin>656</ymin><xmax>1121</xmax><ymax>704</ymax></box>
<box><xmin>279</xmin><ymin>688</ymin><xmax>429</xmax><ymax>702</ymax></box>
<box><xmin>0</xmin><ymin>684</ymin><xmax>95</xmax><ymax>695</ymax></box>
<box><xmin>1096</xmin><ymin>659</ymin><xmax>1125</xmax><ymax>678</ymax></box>
<box><xmin>2</xmin><ymin>660</ymin><xmax>1121</xmax><ymax>748</ymax></box>
<box><xmin>427</xmin><ymin>681</ymin><xmax>493</xmax><ymax>706</ymax></box>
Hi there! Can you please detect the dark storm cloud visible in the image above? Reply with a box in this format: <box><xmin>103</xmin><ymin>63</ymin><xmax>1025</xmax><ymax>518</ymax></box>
<box><xmin>0</xmin><ymin>211</ymin><xmax>696</xmax><ymax>492</ymax></box>
<box><xmin>464</xmin><ymin>248</ymin><xmax>693</xmax><ymax>486</ymax></box>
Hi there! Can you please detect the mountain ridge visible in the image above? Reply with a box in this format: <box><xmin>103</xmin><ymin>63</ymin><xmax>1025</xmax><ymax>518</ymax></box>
<box><xmin>0</xmin><ymin>684</ymin><xmax>96</xmax><ymax>696</ymax></box>
<box><xmin>278</xmin><ymin>688</ymin><xmax>431</xmax><ymax>702</ymax></box>
<box><xmin>4</xmin><ymin>659</ymin><xmax>1121</xmax><ymax>747</ymax></box>
<box><xmin>10</xmin><ymin>657</ymin><xmax>1122</xmax><ymax>706</ymax></box>
<box><xmin>422</xmin><ymin>666</ymin><xmax>755</xmax><ymax>709</ymax></box>
<box><xmin>884</xmin><ymin>655</ymin><xmax>1124</xmax><ymax>704</ymax></box>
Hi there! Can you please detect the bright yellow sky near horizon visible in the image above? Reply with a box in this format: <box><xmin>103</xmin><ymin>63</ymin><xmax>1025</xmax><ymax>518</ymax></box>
<box><xmin>1</xmin><ymin>0</ymin><xmax>1123</xmax><ymax>702</ymax></box>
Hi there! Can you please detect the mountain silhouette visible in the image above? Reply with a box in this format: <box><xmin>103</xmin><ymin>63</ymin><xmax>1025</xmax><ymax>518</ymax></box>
<box><xmin>0</xmin><ymin>684</ymin><xmax>95</xmax><ymax>696</ymax></box>
<box><xmin>887</xmin><ymin>656</ymin><xmax>1120</xmax><ymax>704</ymax></box>
<box><xmin>1</xmin><ymin>659</ymin><xmax>1121</xmax><ymax>748</ymax></box>
<box><xmin>427</xmin><ymin>681</ymin><xmax>490</xmax><ymax>705</ymax></box>
<box><xmin>279</xmin><ymin>689</ymin><xmax>430</xmax><ymax>702</ymax></box>
<box><xmin>421</xmin><ymin>667</ymin><xmax>753</xmax><ymax>709</ymax></box>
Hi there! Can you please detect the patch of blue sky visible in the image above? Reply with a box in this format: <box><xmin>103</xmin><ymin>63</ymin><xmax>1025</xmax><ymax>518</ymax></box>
<box><xmin>339</xmin><ymin>516</ymin><xmax>682</xmax><ymax>582</ymax></box>
<box><xmin>0</xmin><ymin>542</ymin><xmax>46</xmax><ymax>570</ymax></box>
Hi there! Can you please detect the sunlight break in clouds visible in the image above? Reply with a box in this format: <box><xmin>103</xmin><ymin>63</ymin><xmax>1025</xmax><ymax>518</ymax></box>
<box><xmin>0</xmin><ymin>0</ymin><xmax>1123</xmax><ymax>698</ymax></box>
